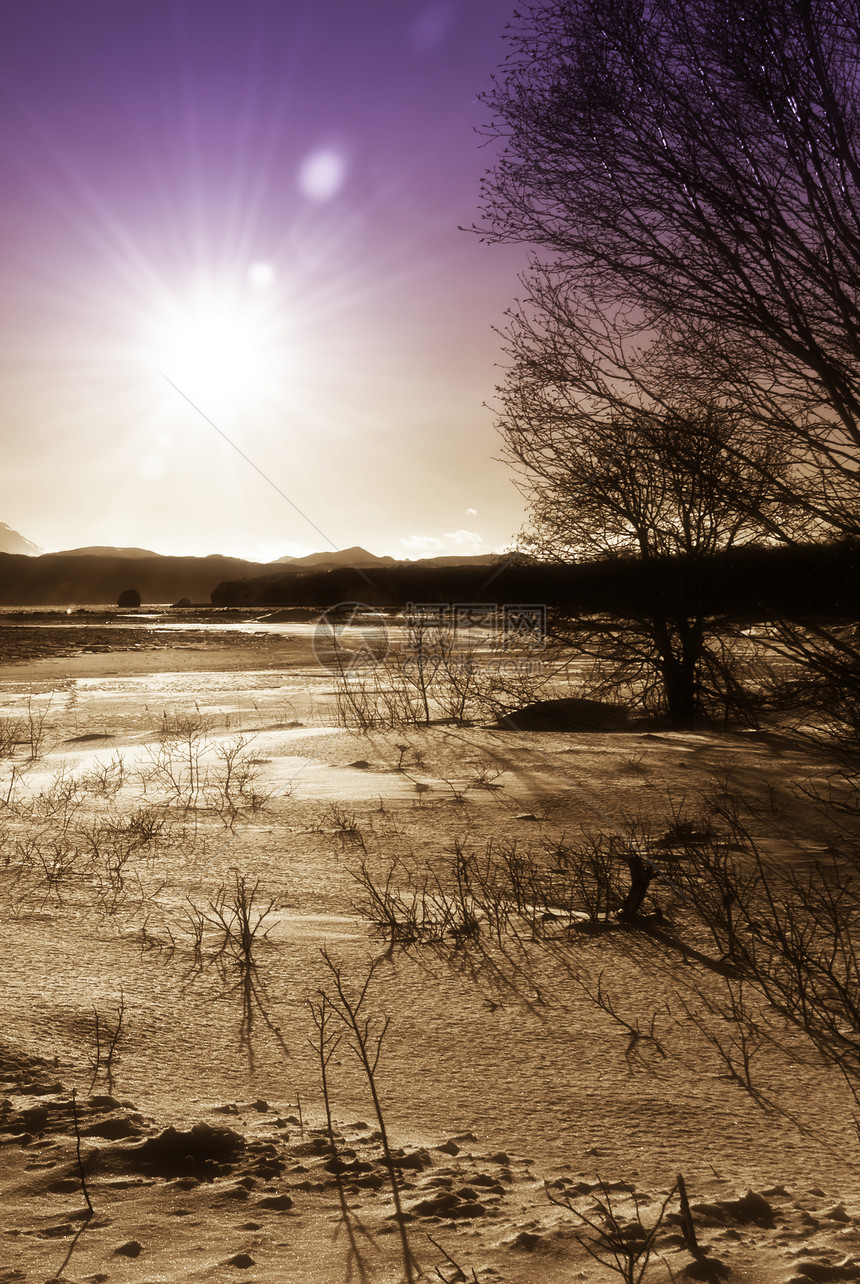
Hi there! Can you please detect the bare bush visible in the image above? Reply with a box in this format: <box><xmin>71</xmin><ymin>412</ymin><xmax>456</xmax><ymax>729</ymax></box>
<box><xmin>306</xmin><ymin>994</ymin><xmax>375</xmax><ymax>1283</ymax></box>
<box><xmin>318</xmin><ymin>949</ymin><xmax>420</xmax><ymax>1284</ymax></box>
<box><xmin>546</xmin><ymin>1176</ymin><xmax>678</xmax><ymax>1284</ymax></box>
<box><xmin>350</xmin><ymin>827</ymin><xmax>664</xmax><ymax>951</ymax></box>
<box><xmin>0</xmin><ymin>717</ymin><xmax>25</xmax><ymax>758</ymax></box>
<box><xmin>139</xmin><ymin>724</ymin><xmax>269</xmax><ymax>822</ymax></box>
<box><xmin>24</xmin><ymin>695</ymin><xmax>53</xmax><ymax>758</ymax></box>
<box><xmin>140</xmin><ymin>735</ymin><xmax>206</xmax><ymax>808</ymax></box>
<box><xmin>187</xmin><ymin>874</ymin><xmax>279</xmax><ymax>974</ymax></box>
<box><xmin>209</xmin><ymin>733</ymin><xmax>270</xmax><ymax>821</ymax></box>
<box><xmin>87</xmin><ymin>988</ymin><xmax>126</xmax><ymax>1093</ymax></box>
<box><xmin>329</xmin><ymin>616</ymin><xmax>551</xmax><ymax>730</ymax></box>
<box><xmin>79</xmin><ymin>753</ymin><xmax>126</xmax><ymax>797</ymax></box>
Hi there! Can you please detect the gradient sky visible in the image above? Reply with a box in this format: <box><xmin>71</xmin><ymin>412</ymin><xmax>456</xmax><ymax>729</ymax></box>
<box><xmin>0</xmin><ymin>0</ymin><xmax>528</xmax><ymax>561</ymax></box>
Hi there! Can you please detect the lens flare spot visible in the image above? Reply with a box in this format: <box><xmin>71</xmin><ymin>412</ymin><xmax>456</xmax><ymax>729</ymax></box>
<box><xmin>248</xmin><ymin>261</ymin><xmax>275</xmax><ymax>288</ymax></box>
<box><xmin>139</xmin><ymin>453</ymin><xmax>165</xmax><ymax>480</ymax></box>
<box><xmin>298</xmin><ymin>149</ymin><xmax>347</xmax><ymax>201</ymax></box>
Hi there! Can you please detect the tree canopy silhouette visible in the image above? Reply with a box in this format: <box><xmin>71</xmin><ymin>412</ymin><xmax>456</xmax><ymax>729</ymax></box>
<box><xmin>478</xmin><ymin>0</ymin><xmax>860</xmax><ymax>537</ymax></box>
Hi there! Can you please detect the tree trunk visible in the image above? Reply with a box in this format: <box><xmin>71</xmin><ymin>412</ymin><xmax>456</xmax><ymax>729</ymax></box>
<box><xmin>652</xmin><ymin>615</ymin><xmax>703</xmax><ymax>727</ymax></box>
<box><xmin>619</xmin><ymin>854</ymin><xmax>654</xmax><ymax>922</ymax></box>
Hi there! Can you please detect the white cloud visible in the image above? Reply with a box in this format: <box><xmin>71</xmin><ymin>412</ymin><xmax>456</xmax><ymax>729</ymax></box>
<box><xmin>399</xmin><ymin>529</ymin><xmax>485</xmax><ymax>557</ymax></box>
<box><xmin>465</xmin><ymin>507</ymin><xmax>478</xmax><ymax>517</ymax></box>
<box><xmin>400</xmin><ymin>534</ymin><xmax>444</xmax><ymax>555</ymax></box>
<box><xmin>444</xmin><ymin>529</ymin><xmax>484</xmax><ymax>551</ymax></box>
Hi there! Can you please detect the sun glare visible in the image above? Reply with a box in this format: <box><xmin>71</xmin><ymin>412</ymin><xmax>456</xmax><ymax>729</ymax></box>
<box><xmin>160</xmin><ymin>311</ymin><xmax>258</xmax><ymax>400</ymax></box>
<box><xmin>144</xmin><ymin>278</ymin><xmax>288</xmax><ymax>413</ymax></box>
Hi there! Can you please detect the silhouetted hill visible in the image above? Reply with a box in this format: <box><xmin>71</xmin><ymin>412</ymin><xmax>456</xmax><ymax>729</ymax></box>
<box><xmin>0</xmin><ymin>552</ymin><xmax>275</xmax><ymax>607</ymax></box>
<box><xmin>272</xmin><ymin>546</ymin><xmax>502</xmax><ymax>570</ymax></box>
<box><xmin>274</xmin><ymin>546</ymin><xmax>397</xmax><ymax>569</ymax></box>
<box><xmin>0</xmin><ymin>524</ymin><xmax>42</xmax><ymax>557</ymax></box>
<box><xmin>53</xmin><ymin>546</ymin><xmax>159</xmax><ymax>559</ymax></box>
<box><xmin>0</xmin><ymin>543</ymin><xmax>512</xmax><ymax>606</ymax></box>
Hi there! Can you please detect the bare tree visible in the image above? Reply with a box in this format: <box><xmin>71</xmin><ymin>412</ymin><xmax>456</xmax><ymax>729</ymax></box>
<box><xmin>478</xmin><ymin>0</ymin><xmax>860</xmax><ymax>537</ymax></box>
<box><xmin>495</xmin><ymin>275</ymin><xmax>788</xmax><ymax>722</ymax></box>
<box><xmin>478</xmin><ymin>0</ymin><xmax>860</xmax><ymax>731</ymax></box>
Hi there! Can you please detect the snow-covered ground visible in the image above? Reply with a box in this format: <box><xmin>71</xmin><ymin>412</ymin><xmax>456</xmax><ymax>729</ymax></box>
<box><xmin>1</xmin><ymin>635</ymin><xmax>858</xmax><ymax>1282</ymax></box>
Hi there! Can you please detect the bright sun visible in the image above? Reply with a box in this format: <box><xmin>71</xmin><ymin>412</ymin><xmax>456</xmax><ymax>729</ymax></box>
<box><xmin>159</xmin><ymin>311</ymin><xmax>260</xmax><ymax>401</ymax></box>
<box><xmin>145</xmin><ymin>271</ymin><xmax>286</xmax><ymax>412</ymax></box>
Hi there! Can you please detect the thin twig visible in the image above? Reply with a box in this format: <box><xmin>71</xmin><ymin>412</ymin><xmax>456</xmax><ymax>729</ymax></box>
<box><xmin>71</xmin><ymin>1088</ymin><xmax>94</xmax><ymax>1216</ymax></box>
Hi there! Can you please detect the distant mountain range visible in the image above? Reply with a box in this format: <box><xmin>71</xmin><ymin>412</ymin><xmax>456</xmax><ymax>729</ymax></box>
<box><xmin>274</xmin><ymin>545</ymin><xmax>501</xmax><ymax>570</ymax></box>
<box><xmin>0</xmin><ymin>531</ymin><xmax>506</xmax><ymax>606</ymax></box>
<box><xmin>45</xmin><ymin>541</ymin><xmax>499</xmax><ymax>571</ymax></box>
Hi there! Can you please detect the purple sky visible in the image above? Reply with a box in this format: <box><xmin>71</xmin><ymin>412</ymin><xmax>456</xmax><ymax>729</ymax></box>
<box><xmin>0</xmin><ymin>0</ymin><xmax>527</xmax><ymax>560</ymax></box>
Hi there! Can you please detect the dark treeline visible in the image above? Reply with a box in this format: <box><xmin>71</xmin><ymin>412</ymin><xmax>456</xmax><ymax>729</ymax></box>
<box><xmin>212</xmin><ymin>539</ymin><xmax>860</xmax><ymax>622</ymax></box>
<box><xmin>4</xmin><ymin>541</ymin><xmax>854</xmax><ymax>621</ymax></box>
